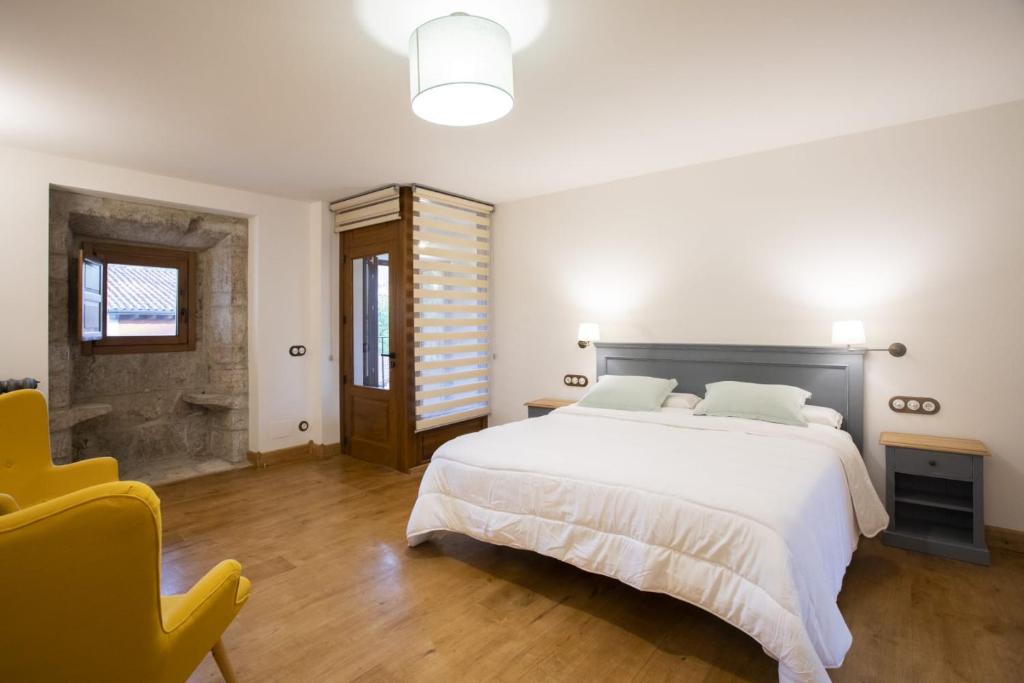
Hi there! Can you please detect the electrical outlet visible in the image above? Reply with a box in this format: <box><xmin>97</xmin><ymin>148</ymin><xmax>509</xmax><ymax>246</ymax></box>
<box><xmin>563</xmin><ymin>374</ymin><xmax>589</xmax><ymax>387</ymax></box>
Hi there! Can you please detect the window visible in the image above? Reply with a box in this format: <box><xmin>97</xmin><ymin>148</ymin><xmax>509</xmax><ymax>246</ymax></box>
<box><xmin>78</xmin><ymin>241</ymin><xmax>196</xmax><ymax>354</ymax></box>
<box><xmin>352</xmin><ymin>253</ymin><xmax>391</xmax><ymax>389</ymax></box>
<box><xmin>411</xmin><ymin>187</ymin><xmax>493</xmax><ymax>431</ymax></box>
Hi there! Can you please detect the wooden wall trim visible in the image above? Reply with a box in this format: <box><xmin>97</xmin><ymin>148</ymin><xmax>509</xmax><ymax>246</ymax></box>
<box><xmin>247</xmin><ymin>441</ymin><xmax>342</xmax><ymax>468</ymax></box>
<box><xmin>399</xmin><ymin>186</ymin><xmax>417</xmax><ymax>471</ymax></box>
<box><xmin>986</xmin><ymin>525</ymin><xmax>1024</xmax><ymax>555</ymax></box>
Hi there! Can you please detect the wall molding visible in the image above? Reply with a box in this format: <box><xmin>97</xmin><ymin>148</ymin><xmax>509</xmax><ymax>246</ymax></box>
<box><xmin>247</xmin><ymin>441</ymin><xmax>341</xmax><ymax>468</ymax></box>
<box><xmin>987</xmin><ymin>526</ymin><xmax>1024</xmax><ymax>556</ymax></box>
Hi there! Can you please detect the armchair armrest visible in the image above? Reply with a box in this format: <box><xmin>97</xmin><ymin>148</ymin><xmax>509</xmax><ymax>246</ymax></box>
<box><xmin>162</xmin><ymin>559</ymin><xmax>250</xmax><ymax>634</ymax></box>
<box><xmin>0</xmin><ymin>493</ymin><xmax>19</xmax><ymax>514</ymax></box>
<box><xmin>48</xmin><ymin>457</ymin><xmax>119</xmax><ymax>496</ymax></box>
<box><xmin>158</xmin><ymin>559</ymin><xmax>250</xmax><ymax>683</ymax></box>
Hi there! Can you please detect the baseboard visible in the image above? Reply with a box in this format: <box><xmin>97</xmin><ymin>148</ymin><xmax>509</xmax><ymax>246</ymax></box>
<box><xmin>986</xmin><ymin>525</ymin><xmax>1024</xmax><ymax>555</ymax></box>
<box><xmin>247</xmin><ymin>440</ymin><xmax>341</xmax><ymax>468</ymax></box>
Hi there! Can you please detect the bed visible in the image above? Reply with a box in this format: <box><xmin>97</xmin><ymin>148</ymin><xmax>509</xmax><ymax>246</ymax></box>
<box><xmin>406</xmin><ymin>343</ymin><xmax>889</xmax><ymax>683</ymax></box>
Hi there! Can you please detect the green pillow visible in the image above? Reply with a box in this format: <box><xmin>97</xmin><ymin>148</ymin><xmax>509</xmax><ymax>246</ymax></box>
<box><xmin>694</xmin><ymin>381</ymin><xmax>811</xmax><ymax>426</ymax></box>
<box><xmin>578</xmin><ymin>375</ymin><xmax>679</xmax><ymax>412</ymax></box>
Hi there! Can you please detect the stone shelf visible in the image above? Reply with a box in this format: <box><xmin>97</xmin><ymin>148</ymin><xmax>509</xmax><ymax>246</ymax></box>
<box><xmin>183</xmin><ymin>393</ymin><xmax>243</xmax><ymax>411</ymax></box>
<box><xmin>49</xmin><ymin>403</ymin><xmax>112</xmax><ymax>431</ymax></box>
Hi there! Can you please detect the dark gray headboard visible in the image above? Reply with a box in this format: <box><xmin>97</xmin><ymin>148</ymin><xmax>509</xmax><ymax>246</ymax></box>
<box><xmin>594</xmin><ymin>343</ymin><xmax>866</xmax><ymax>451</ymax></box>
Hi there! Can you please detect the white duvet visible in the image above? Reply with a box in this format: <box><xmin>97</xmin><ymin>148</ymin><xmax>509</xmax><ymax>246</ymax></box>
<box><xmin>406</xmin><ymin>405</ymin><xmax>888</xmax><ymax>682</ymax></box>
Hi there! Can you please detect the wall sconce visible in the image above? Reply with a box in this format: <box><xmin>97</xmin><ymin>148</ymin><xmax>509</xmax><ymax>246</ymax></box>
<box><xmin>577</xmin><ymin>322</ymin><xmax>600</xmax><ymax>349</ymax></box>
<box><xmin>831</xmin><ymin>320</ymin><xmax>907</xmax><ymax>357</ymax></box>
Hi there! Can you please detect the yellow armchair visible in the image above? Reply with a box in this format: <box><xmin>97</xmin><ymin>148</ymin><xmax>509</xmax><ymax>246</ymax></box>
<box><xmin>0</xmin><ymin>480</ymin><xmax>250</xmax><ymax>682</ymax></box>
<box><xmin>0</xmin><ymin>389</ymin><xmax>118</xmax><ymax>507</ymax></box>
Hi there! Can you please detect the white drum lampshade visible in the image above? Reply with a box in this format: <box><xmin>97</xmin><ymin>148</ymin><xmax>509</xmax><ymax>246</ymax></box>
<box><xmin>409</xmin><ymin>13</ymin><xmax>514</xmax><ymax>126</ymax></box>
<box><xmin>577</xmin><ymin>322</ymin><xmax>601</xmax><ymax>349</ymax></box>
<box><xmin>832</xmin><ymin>320</ymin><xmax>866</xmax><ymax>346</ymax></box>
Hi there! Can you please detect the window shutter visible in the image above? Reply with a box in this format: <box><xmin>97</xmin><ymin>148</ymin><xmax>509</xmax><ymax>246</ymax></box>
<box><xmin>78</xmin><ymin>247</ymin><xmax>104</xmax><ymax>341</ymax></box>
<box><xmin>412</xmin><ymin>187</ymin><xmax>494</xmax><ymax>432</ymax></box>
<box><xmin>331</xmin><ymin>185</ymin><xmax>401</xmax><ymax>232</ymax></box>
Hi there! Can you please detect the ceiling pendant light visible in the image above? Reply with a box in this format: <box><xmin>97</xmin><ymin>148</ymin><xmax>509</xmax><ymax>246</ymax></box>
<box><xmin>409</xmin><ymin>12</ymin><xmax>514</xmax><ymax>126</ymax></box>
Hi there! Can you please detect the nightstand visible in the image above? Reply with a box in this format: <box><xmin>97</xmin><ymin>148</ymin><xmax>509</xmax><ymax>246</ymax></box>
<box><xmin>524</xmin><ymin>398</ymin><xmax>575</xmax><ymax>418</ymax></box>
<box><xmin>880</xmin><ymin>432</ymin><xmax>990</xmax><ymax>565</ymax></box>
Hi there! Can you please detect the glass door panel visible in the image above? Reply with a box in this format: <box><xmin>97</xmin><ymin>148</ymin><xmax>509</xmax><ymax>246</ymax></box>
<box><xmin>352</xmin><ymin>253</ymin><xmax>391</xmax><ymax>389</ymax></box>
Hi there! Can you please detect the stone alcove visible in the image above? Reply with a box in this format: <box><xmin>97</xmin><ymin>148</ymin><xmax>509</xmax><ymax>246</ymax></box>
<box><xmin>48</xmin><ymin>189</ymin><xmax>249</xmax><ymax>483</ymax></box>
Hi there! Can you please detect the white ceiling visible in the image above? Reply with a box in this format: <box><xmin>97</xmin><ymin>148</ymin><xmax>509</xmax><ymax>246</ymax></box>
<box><xmin>2</xmin><ymin>0</ymin><xmax>1023</xmax><ymax>203</ymax></box>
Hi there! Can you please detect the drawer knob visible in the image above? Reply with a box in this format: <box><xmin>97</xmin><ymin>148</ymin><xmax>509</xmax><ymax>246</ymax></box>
<box><xmin>928</xmin><ymin>459</ymin><xmax>937</xmax><ymax>467</ymax></box>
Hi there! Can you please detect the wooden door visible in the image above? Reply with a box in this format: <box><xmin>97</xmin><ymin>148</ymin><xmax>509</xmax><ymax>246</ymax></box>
<box><xmin>341</xmin><ymin>222</ymin><xmax>404</xmax><ymax>468</ymax></box>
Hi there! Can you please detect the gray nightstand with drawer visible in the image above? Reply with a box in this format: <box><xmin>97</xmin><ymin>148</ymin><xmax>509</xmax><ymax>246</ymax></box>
<box><xmin>524</xmin><ymin>398</ymin><xmax>575</xmax><ymax>418</ymax></box>
<box><xmin>880</xmin><ymin>432</ymin><xmax>990</xmax><ymax>565</ymax></box>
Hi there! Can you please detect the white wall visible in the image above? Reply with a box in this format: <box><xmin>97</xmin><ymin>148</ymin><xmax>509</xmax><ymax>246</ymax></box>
<box><xmin>0</xmin><ymin>144</ymin><xmax>327</xmax><ymax>453</ymax></box>
<box><xmin>491</xmin><ymin>101</ymin><xmax>1024</xmax><ymax>531</ymax></box>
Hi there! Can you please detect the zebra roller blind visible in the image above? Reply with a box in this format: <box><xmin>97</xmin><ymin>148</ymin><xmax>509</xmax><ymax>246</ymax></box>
<box><xmin>412</xmin><ymin>186</ymin><xmax>494</xmax><ymax>432</ymax></box>
<box><xmin>331</xmin><ymin>185</ymin><xmax>401</xmax><ymax>232</ymax></box>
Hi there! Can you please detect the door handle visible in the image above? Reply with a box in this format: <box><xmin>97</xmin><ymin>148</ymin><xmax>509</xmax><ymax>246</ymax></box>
<box><xmin>380</xmin><ymin>352</ymin><xmax>396</xmax><ymax>358</ymax></box>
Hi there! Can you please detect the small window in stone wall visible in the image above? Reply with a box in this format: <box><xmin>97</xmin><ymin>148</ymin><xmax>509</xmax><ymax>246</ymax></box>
<box><xmin>78</xmin><ymin>241</ymin><xmax>197</xmax><ymax>354</ymax></box>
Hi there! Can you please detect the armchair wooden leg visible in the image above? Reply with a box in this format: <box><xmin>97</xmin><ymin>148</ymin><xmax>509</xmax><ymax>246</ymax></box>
<box><xmin>211</xmin><ymin>639</ymin><xmax>238</xmax><ymax>683</ymax></box>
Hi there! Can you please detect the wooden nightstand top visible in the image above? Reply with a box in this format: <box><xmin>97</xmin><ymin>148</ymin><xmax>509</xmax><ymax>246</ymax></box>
<box><xmin>880</xmin><ymin>431</ymin><xmax>990</xmax><ymax>457</ymax></box>
<box><xmin>524</xmin><ymin>398</ymin><xmax>576</xmax><ymax>410</ymax></box>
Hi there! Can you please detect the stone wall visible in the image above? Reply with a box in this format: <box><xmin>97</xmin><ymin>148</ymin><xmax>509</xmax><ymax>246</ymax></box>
<box><xmin>48</xmin><ymin>190</ymin><xmax>249</xmax><ymax>483</ymax></box>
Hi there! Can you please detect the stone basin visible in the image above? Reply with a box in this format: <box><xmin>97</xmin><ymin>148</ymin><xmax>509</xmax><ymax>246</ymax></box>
<box><xmin>49</xmin><ymin>403</ymin><xmax>112</xmax><ymax>431</ymax></box>
<box><xmin>182</xmin><ymin>393</ymin><xmax>243</xmax><ymax>411</ymax></box>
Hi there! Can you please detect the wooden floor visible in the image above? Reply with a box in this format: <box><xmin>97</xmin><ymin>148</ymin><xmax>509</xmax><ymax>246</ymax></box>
<box><xmin>156</xmin><ymin>456</ymin><xmax>1024</xmax><ymax>683</ymax></box>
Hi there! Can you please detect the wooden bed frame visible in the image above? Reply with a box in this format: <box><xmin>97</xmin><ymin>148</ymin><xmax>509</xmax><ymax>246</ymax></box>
<box><xmin>594</xmin><ymin>343</ymin><xmax>866</xmax><ymax>452</ymax></box>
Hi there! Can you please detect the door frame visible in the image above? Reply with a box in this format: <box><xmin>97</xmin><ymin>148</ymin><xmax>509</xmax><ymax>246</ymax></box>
<box><xmin>339</xmin><ymin>187</ymin><xmax>415</xmax><ymax>470</ymax></box>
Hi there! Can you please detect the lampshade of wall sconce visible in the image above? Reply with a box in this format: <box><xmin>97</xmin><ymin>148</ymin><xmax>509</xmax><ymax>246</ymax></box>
<box><xmin>578</xmin><ymin>322</ymin><xmax>600</xmax><ymax>343</ymax></box>
<box><xmin>831</xmin><ymin>320</ymin><xmax>866</xmax><ymax>346</ymax></box>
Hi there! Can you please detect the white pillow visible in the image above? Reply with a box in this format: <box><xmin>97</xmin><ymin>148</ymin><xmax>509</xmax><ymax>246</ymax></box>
<box><xmin>802</xmin><ymin>404</ymin><xmax>844</xmax><ymax>429</ymax></box>
<box><xmin>691</xmin><ymin>400</ymin><xmax>843</xmax><ymax>429</ymax></box>
<box><xmin>578</xmin><ymin>375</ymin><xmax>679</xmax><ymax>411</ymax></box>
<box><xmin>694</xmin><ymin>381</ymin><xmax>811</xmax><ymax>426</ymax></box>
<box><xmin>663</xmin><ymin>392</ymin><xmax>701</xmax><ymax>409</ymax></box>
